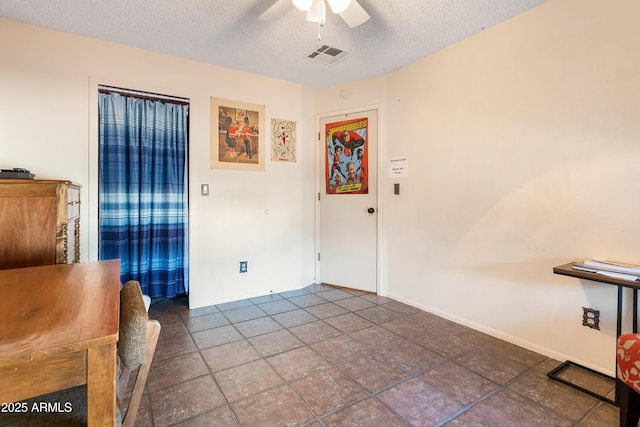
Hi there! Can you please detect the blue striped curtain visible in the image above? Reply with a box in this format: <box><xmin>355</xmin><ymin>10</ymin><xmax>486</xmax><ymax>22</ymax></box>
<box><xmin>99</xmin><ymin>91</ymin><xmax>189</xmax><ymax>298</ymax></box>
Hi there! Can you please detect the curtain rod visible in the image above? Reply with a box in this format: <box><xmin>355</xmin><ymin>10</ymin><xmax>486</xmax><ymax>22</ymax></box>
<box><xmin>98</xmin><ymin>85</ymin><xmax>190</xmax><ymax>106</ymax></box>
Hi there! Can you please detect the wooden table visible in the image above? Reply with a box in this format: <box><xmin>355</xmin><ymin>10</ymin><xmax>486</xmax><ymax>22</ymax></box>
<box><xmin>553</xmin><ymin>262</ymin><xmax>639</xmax><ymax>336</ymax></box>
<box><xmin>0</xmin><ymin>260</ymin><xmax>120</xmax><ymax>426</ymax></box>
<box><xmin>551</xmin><ymin>262</ymin><xmax>640</xmax><ymax>406</ymax></box>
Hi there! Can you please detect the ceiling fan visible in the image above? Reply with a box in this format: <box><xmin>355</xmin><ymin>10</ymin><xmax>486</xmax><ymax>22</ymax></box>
<box><xmin>259</xmin><ymin>0</ymin><xmax>370</xmax><ymax>28</ymax></box>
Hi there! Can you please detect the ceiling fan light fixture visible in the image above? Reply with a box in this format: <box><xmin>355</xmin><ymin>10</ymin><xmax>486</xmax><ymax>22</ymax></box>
<box><xmin>306</xmin><ymin>0</ymin><xmax>326</xmax><ymax>25</ymax></box>
<box><xmin>326</xmin><ymin>0</ymin><xmax>352</xmax><ymax>14</ymax></box>
<box><xmin>292</xmin><ymin>0</ymin><xmax>313</xmax><ymax>11</ymax></box>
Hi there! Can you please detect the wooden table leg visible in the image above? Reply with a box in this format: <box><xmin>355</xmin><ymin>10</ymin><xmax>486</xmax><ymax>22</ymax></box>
<box><xmin>87</xmin><ymin>342</ymin><xmax>117</xmax><ymax>426</ymax></box>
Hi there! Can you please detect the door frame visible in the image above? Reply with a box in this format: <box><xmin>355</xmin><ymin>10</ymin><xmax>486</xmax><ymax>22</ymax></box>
<box><xmin>315</xmin><ymin>104</ymin><xmax>385</xmax><ymax>295</ymax></box>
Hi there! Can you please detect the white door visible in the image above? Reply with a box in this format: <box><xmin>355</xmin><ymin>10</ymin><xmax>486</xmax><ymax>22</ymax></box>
<box><xmin>318</xmin><ymin>109</ymin><xmax>378</xmax><ymax>293</ymax></box>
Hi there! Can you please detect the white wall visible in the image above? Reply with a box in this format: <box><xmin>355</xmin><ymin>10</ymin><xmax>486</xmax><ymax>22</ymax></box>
<box><xmin>2</xmin><ymin>0</ymin><xmax>639</xmax><ymax>376</ymax></box>
<box><xmin>0</xmin><ymin>18</ymin><xmax>317</xmax><ymax>308</ymax></box>
<box><xmin>316</xmin><ymin>0</ymin><xmax>640</xmax><ymax>375</ymax></box>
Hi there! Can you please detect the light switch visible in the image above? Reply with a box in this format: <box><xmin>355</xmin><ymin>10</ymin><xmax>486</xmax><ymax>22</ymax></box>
<box><xmin>394</xmin><ymin>183</ymin><xmax>400</xmax><ymax>195</ymax></box>
<box><xmin>201</xmin><ymin>184</ymin><xmax>209</xmax><ymax>196</ymax></box>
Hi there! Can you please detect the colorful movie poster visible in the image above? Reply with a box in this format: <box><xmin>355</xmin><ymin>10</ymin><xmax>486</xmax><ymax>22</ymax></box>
<box><xmin>325</xmin><ymin>118</ymin><xmax>368</xmax><ymax>194</ymax></box>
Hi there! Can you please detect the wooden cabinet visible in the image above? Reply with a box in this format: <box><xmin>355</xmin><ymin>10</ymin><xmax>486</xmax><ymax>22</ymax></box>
<box><xmin>0</xmin><ymin>179</ymin><xmax>81</xmax><ymax>270</ymax></box>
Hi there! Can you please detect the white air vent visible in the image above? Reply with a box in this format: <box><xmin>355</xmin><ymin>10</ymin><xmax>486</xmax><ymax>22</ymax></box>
<box><xmin>307</xmin><ymin>45</ymin><xmax>350</xmax><ymax>66</ymax></box>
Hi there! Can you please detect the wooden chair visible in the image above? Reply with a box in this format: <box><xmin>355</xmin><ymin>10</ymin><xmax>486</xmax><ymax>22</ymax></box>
<box><xmin>617</xmin><ymin>333</ymin><xmax>640</xmax><ymax>427</ymax></box>
<box><xmin>0</xmin><ymin>280</ymin><xmax>160</xmax><ymax>426</ymax></box>
<box><xmin>117</xmin><ymin>280</ymin><xmax>161</xmax><ymax>426</ymax></box>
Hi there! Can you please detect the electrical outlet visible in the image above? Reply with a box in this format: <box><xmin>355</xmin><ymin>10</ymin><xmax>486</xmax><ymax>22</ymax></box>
<box><xmin>239</xmin><ymin>261</ymin><xmax>248</xmax><ymax>273</ymax></box>
<box><xmin>582</xmin><ymin>307</ymin><xmax>600</xmax><ymax>330</ymax></box>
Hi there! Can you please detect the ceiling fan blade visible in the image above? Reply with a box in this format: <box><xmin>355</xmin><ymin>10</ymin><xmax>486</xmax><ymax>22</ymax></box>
<box><xmin>339</xmin><ymin>0</ymin><xmax>370</xmax><ymax>27</ymax></box>
<box><xmin>306</xmin><ymin>0</ymin><xmax>326</xmax><ymax>25</ymax></box>
<box><xmin>292</xmin><ymin>0</ymin><xmax>314</xmax><ymax>11</ymax></box>
<box><xmin>259</xmin><ymin>0</ymin><xmax>291</xmax><ymax>21</ymax></box>
<box><xmin>326</xmin><ymin>0</ymin><xmax>351</xmax><ymax>14</ymax></box>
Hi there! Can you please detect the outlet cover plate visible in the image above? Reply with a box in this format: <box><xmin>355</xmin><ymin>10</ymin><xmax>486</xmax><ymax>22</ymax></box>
<box><xmin>582</xmin><ymin>307</ymin><xmax>600</xmax><ymax>330</ymax></box>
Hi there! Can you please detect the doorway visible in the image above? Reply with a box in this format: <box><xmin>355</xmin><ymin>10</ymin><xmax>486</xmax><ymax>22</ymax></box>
<box><xmin>318</xmin><ymin>108</ymin><xmax>378</xmax><ymax>293</ymax></box>
<box><xmin>98</xmin><ymin>86</ymin><xmax>190</xmax><ymax>299</ymax></box>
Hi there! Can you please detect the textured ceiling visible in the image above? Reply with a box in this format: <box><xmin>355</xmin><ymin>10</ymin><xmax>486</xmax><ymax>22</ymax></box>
<box><xmin>0</xmin><ymin>0</ymin><xmax>548</xmax><ymax>89</ymax></box>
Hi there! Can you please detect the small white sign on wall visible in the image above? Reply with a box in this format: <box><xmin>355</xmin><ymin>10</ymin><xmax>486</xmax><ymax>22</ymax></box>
<box><xmin>388</xmin><ymin>157</ymin><xmax>409</xmax><ymax>178</ymax></box>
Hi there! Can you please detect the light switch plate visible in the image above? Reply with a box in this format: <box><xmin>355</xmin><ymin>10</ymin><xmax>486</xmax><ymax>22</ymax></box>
<box><xmin>201</xmin><ymin>184</ymin><xmax>209</xmax><ymax>196</ymax></box>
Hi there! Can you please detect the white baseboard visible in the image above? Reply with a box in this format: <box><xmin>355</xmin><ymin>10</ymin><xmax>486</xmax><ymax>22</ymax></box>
<box><xmin>384</xmin><ymin>292</ymin><xmax>615</xmax><ymax>377</ymax></box>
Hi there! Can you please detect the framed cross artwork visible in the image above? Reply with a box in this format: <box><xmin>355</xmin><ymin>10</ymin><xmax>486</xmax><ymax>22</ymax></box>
<box><xmin>270</xmin><ymin>118</ymin><xmax>296</xmax><ymax>162</ymax></box>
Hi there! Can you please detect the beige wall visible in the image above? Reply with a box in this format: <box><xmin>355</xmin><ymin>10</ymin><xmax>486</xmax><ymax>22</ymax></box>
<box><xmin>317</xmin><ymin>0</ymin><xmax>640</xmax><ymax>373</ymax></box>
<box><xmin>2</xmin><ymin>0</ymin><xmax>639</xmax><ymax>375</ymax></box>
<box><xmin>0</xmin><ymin>18</ymin><xmax>317</xmax><ymax>307</ymax></box>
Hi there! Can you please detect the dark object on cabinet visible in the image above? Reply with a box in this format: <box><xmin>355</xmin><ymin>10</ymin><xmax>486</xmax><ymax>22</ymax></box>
<box><xmin>0</xmin><ymin>179</ymin><xmax>81</xmax><ymax>269</ymax></box>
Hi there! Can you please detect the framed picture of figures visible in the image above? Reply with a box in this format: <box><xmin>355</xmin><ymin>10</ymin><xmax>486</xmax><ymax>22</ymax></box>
<box><xmin>210</xmin><ymin>97</ymin><xmax>265</xmax><ymax>171</ymax></box>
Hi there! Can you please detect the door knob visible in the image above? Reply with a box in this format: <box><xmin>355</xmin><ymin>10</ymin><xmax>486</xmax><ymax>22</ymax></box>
<box><xmin>367</xmin><ymin>207</ymin><xmax>375</xmax><ymax>214</ymax></box>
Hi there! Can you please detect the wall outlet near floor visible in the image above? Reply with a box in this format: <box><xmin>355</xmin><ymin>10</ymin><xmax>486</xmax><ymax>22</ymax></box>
<box><xmin>239</xmin><ymin>261</ymin><xmax>248</xmax><ymax>273</ymax></box>
<box><xmin>582</xmin><ymin>307</ymin><xmax>600</xmax><ymax>330</ymax></box>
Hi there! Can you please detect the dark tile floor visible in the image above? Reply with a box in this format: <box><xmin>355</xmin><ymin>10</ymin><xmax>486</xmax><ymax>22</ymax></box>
<box><xmin>133</xmin><ymin>284</ymin><xmax>619</xmax><ymax>427</ymax></box>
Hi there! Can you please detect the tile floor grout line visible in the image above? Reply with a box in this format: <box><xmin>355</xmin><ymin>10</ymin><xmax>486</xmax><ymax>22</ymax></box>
<box><xmin>236</xmin><ymin>293</ymin><xmax>415</xmax><ymax>424</ymax></box>
<box><xmin>174</xmin><ymin>302</ymin><xmax>244</xmax><ymax>426</ymax></box>
<box><xmin>212</xmin><ymin>291</ymin><xmax>450</xmax><ymax>424</ymax></box>
<box><xmin>446</xmin><ymin>356</ymin><xmax>579</xmax><ymax>427</ymax></box>
<box><xmin>572</xmin><ymin>400</ymin><xmax>613</xmax><ymax>427</ymax></box>
<box><xmin>144</xmin><ymin>288</ymin><xmax>620</xmax><ymax>426</ymax></box>
<box><xmin>196</xmin><ymin>295</ymin><xmax>376</xmax><ymax>424</ymax></box>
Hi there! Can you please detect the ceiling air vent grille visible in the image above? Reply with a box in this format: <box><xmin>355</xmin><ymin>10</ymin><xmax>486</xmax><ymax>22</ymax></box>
<box><xmin>307</xmin><ymin>45</ymin><xmax>350</xmax><ymax>66</ymax></box>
